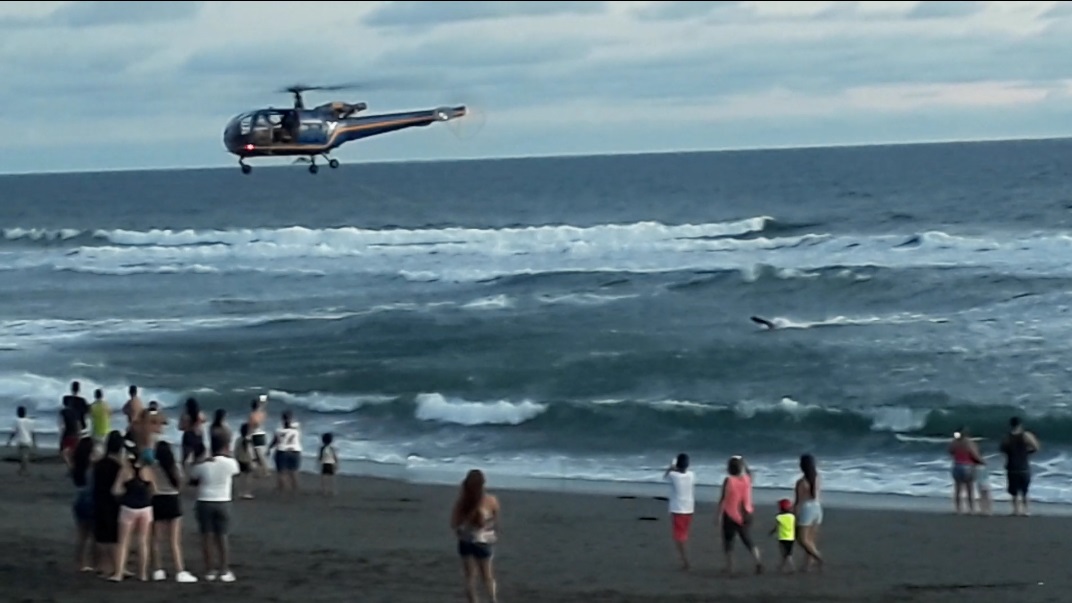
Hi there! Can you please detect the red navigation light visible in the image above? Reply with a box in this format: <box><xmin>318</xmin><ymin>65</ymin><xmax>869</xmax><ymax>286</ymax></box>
<box><xmin>245</xmin><ymin>144</ymin><xmax>254</xmax><ymax>151</ymax></box>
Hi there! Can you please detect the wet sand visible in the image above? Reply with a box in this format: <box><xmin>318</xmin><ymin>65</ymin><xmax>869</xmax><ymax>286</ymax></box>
<box><xmin>1</xmin><ymin>455</ymin><xmax>1067</xmax><ymax>603</ymax></box>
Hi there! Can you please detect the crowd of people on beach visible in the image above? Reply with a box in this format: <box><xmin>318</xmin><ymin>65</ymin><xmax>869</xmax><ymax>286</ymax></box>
<box><xmin>7</xmin><ymin>381</ymin><xmax>341</xmax><ymax>585</ymax></box>
<box><xmin>3</xmin><ymin>381</ymin><xmax>1047</xmax><ymax>602</ymax></box>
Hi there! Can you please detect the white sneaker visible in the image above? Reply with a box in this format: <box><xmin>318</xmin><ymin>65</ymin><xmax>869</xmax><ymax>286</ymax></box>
<box><xmin>219</xmin><ymin>571</ymin><xmax>236</xmax><ymax>583</ymax></box>
<box><xmin>205</xmin><ymin>571</ymin><xmax>218</xmax><ymax>582</ymax></box>
<box><xmin>152</xmin><ymin>569</ymin><xmax>167</xmax><ymax>582</ymax></box>
<box><xmin>175</xmin><ymin>571</ymin><xmax>198</xmax><ymax>583</ymax></box>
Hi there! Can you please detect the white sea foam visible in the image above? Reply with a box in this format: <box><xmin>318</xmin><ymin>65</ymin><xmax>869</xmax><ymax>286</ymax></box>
<box><xmin>6</xmin><ymin>219</ymin><xmax>1072</xmax><ymax>282</ymax></box>
<box><xmin>414</xmin><ymin>392</ymin><xmax>547</xmax><ymax>426</ymax></box>
<box><xmin>267</xmin><ymin>389</ymin><xmax>396</xmax><ymax>413</ymax></box>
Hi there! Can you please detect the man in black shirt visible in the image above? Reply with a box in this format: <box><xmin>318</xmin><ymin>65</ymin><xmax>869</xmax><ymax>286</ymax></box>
<box><xmin>999</xmin><ymin>416</ymin><xmax>1041</xmax><ymax>517</ymax></box>
<box><xmin>59</xmin><ymin>380</ymin><xmax>88</xmax><ymax>467</ymax></box>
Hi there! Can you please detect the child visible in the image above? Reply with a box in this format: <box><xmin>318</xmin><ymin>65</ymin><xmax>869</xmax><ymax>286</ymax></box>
<box><xmin>770</xmin><ymin>498</ymin><xmax>796</xmax><ymax>573</ymax></box>
<box><xmin>233</xmin><ymin>422</ymin><xmax>255</xmax><ymax>499</ymax></box>
<box><xmin>318</xmin><ymin>433</ymin><xmax>339</xmax><ymax>496</ymax></box>
<box><xmin>6</xmin><ymin>406</ymin><xmax>36</xmax><ymax>476</ymax></box>
<box><xmin>975</xmin><ymin>462</ymin><xmax>992</xmax><ymax>516</ymax></box>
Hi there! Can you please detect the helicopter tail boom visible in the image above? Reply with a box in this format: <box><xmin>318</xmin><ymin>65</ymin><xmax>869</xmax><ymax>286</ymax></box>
<box><xmin>330</xmin><ymin>105</ymin><xmax>467</xmax><ymax>147</ymax></box>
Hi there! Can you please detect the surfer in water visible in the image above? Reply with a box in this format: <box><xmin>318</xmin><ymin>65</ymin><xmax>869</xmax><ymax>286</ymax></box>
<box><xmin>750</xmin><ymin>316</ymin><xmax>777</xmax><ymax>330</ymax></box>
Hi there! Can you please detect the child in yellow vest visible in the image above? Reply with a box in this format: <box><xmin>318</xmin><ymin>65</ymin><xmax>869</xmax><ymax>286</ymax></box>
<box><xmin>770</xmin><ymin>498</ymin><xmax>797</xmax><ymax>573</ymax></box>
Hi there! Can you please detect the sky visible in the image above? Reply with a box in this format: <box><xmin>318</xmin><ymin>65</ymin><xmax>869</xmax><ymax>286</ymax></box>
<box><xmin>1</xmin><ymin>0</ymin><xmax>1071</xmax><ymax>173</ymax></box>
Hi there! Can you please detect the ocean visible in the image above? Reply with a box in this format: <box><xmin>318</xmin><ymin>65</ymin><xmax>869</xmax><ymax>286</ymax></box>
<box><xmin>4</xmin><ymin>138</ymin><xmax>1072</xmax><ymax>503</ymax></box>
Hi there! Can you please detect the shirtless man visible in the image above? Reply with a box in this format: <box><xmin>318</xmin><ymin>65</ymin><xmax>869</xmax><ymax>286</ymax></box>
<box><xmin>122</xmin><ymin>386</ymin><xmax>143</xmax><ymax>429</ymax></box>
<box><xmin>248</xmin><ymin>396</ymin><xmax>270</xmax><ymax>477</ymax></box>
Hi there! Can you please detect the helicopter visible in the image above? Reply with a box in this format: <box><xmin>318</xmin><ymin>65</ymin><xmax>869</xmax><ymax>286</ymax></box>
<box><xmin>222</xmin><ymin>83</ymin><xmax>467</xmax><ymax>174</ymax></box>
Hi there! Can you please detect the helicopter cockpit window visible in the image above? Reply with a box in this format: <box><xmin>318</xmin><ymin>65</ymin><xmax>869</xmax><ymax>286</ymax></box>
<box><xmin>238</xmin><ymin>116</ymin><xmax>252</xmax><ymax>135</ymax></box>
<box><xmin>300</xmin><ymin>121</ymin><xmax>325</xmax><ymax>135</ymax></box>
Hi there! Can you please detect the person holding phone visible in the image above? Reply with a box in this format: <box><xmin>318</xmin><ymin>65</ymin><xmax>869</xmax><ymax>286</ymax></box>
<box><xmin>663</xmin><ymin>453</ymin><xmax>695</xmax><ymax>570</ymax></box>
<box><xmin>248</xmin><ymin>396</ymin><xmax>270</xmax><ymax>478</ymax></box>
<box><xmin>718</xmin><ymin>455</ymin><xmax>762</xmax><ymax>575</ymax></box>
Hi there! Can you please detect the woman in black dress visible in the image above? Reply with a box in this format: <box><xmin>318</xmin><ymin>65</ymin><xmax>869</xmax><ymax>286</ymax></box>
<box><xmin>71</xmin><ymin>436</ymin><xmax>96</xmax><ymax>572</ymax></box>
<box><xmin>92</xmin><ymin>431</ymin><xmax>125</xmax><ymax>577</ymax></box>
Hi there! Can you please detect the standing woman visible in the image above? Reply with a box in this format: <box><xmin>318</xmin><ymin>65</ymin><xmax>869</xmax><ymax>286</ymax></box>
<box><xmin>71</xmin><ymin>436</ymin><xmax>97</xmax><ymax>572</ymax></box>
<box><xmin>794</xmin><ymin>453</ymin><xmax>825</xmax><ymax>572</ymax></box>
<box><xmin>269</xmin><ymin>410</ymin><xmax>303</xmax><ymax>493</ymax></box>
<box><xmin>948</xmin><ymin>427</ymin><xmax>983</xmax><ymax>514</ymax></box>
<box><xmin>717</xmin><ymin>455</ymin><xmax>762</xmax><ymax>575</ymax></box>
<box><xmin>450</xmin><ymin>469</ymin><xmax>501</xmax><ymax>603</ymax></box>
<box><xmin>209</xmin><ymin>409</ymin><xmax>231</xmax><ymax>449</ymax></box>
<box><xmin>92</xmin><ymin>431</ymin><xmax>125</xmax><ymax>577</ymax></box>
<box><xmin>150</xmin><ymin>439</ymin><xmax>197</xmax><ymax>583</ymax></box>
<box><xmin>179</xmin><ymin>398</ymin><xmax>206</xmax><ymax>469</ymax></box>
<box><xmin>109</xmin><ymin>454</ymin><xmax>157</xmax><ymax>582</ymax></box>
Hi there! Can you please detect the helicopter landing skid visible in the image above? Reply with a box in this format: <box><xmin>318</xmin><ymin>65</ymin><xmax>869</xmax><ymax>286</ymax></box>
<box><xmin>306</xmin><ymin>154</ymin><xmax>341</xmax><ymax>174</ymax></box>
<box><xmin>239</xmin><ymin>159</ymin><xmax>252</xmax><ymax>174</ymax></box>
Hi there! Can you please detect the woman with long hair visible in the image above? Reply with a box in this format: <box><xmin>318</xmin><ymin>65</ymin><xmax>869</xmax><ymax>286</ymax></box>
<box><xmin>71</xmin><ymin>436</ymin><xmax>96</xmax><ymax>572</ymax></box>
<box><xmin>209</xmin><ymin>408</ymin><xmax>231</xmax><ymax>449</ymax></box>
<box><xmin>92</xmin><ymin>431</ymin><xmax>125</xmax><ymax>577</ymax></box>
<box><xmin>109</xmin><ymin>454</ymin><xmax>157</xmax><ymax>582</ymax></box>
<box><xmin>794</xmin><ymin>453</ymin><xmax>824</xmax><ymax>572</ymax></box>
<box><xmin>178</xmin><ymin>398</ymin><xmax>206</xmax><ymax>469</ymax></box>
<box><xmin>149</xmin><ymin>439</ymin><xmax>197</xmax><ymax>583</ymax></box>
<box><xmin>450</xmin><ymin>469</ymin><xmax>501</xmax><ymax>603</ymax></box>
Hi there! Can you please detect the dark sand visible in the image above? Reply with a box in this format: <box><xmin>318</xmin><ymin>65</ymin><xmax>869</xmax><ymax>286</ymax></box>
<box><xmin>2</xmin><ymin>456</ymin><xmax>1068</xmax><ymax>603</ymax></box>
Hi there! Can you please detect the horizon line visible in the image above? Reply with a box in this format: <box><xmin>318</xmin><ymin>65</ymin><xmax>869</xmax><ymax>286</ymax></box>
<box><xmin>2</xmin><ymin>133</ymin><xmax>1070</xmax><ymax>177</ymax></box>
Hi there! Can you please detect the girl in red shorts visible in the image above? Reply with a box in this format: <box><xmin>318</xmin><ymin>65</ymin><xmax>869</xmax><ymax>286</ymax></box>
<box><xmin>664</xmin><ymin>453</ymin><xmax>696</xmax><ymax>570</ymax></box>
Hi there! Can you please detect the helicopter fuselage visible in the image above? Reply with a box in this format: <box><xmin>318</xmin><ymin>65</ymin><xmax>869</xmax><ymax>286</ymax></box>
<box><xmin>223</xmin><ymin>103</ymin><xmax>467</xmax><ymax>159</ymax></box>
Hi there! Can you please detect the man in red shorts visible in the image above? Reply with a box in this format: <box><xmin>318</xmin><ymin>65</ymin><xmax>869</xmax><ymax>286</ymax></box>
<box><xmin>664</xmin><ymin>453</ymin><xmax>696</xmax><ymax>570</ymax></box>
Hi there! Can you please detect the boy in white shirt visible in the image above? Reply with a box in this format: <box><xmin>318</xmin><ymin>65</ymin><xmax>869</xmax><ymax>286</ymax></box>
<box><xmin>7</xmin><ymin>406</ymin><xmax>36</xmax><ymax>476</ymax></box>
<box><xmin>664</xmin><ymin>452</ymin><xmax>696</xmax><ymax>570</ymax></box>
<box><xmin>188</xmin><ymin>438</ymin><xmax>241</xmax><ymax>582</ymax></box>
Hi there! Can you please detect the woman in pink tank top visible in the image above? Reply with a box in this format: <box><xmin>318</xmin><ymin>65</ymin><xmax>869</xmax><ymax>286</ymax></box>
<box><xmin>948</xmin><ymin>427</ymin><xmax>983</xmax><ymax>514</ymax></box>
<box><xmin>717</xmin><ymin>456</ymin><xmax>763</xmax><ymax>574</ymax></box>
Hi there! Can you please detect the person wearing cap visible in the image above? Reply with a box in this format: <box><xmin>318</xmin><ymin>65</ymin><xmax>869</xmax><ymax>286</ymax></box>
<box><xmin>770</xmin><ymin>499</ymin><xmax>796</xmax><ymax>573</ymax></box>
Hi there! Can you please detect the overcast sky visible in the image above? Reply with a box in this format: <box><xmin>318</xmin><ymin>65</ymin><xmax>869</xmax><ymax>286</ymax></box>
<box><xmin>1</xmin><ymin>1</ymin><xmax>1071</xmax><ymax>173</ymax></box>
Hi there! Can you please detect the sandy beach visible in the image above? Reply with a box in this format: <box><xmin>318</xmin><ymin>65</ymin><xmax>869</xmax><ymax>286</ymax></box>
<box><xmin>1</xmin><ymin>456</ymin><xmax>1068</xmax><ymax>603</ymax></box>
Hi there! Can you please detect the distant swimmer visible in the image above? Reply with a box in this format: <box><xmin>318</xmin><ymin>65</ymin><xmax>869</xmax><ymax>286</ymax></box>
<box><xmin>750</xmin><ymin>316</ymin><xmax>777</xmax><ymax>330</ymax></box>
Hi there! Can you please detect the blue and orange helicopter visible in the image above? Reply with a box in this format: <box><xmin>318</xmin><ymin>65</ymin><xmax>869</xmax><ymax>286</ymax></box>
<box><xmin>223</xmin><ymin>83</ymin><xmax>467</xmax><ymax>174</ymax></box>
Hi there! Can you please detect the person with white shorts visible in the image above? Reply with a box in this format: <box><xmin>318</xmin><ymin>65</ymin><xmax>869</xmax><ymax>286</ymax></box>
<box><xmin>794</xmin><ymin>454</ymin><xmax>824</xmax><ymax>572</ymax></box>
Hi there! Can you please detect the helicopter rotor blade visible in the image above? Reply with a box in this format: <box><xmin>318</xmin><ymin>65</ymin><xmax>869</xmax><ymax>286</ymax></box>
<box><xmin>278</xmin><ymin>78</ymin><xmax>428</xmax><ymax>96</ymax></box>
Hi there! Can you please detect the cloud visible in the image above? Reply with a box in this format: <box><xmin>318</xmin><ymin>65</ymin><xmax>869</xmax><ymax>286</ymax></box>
<box><xmin>633</xmin><ymin>1</ymin><xmax>744</xmax><ymax>21</ymax></box>
<box><xmin>363</xmin><ymin>1</ymin><xmax>607</xmax><ymax>28</ymax></box>
<box><xmin>0</xmin><ymin>1</ymin><xmax>203</xmax><ymax>28</ymax></box>
<box><xmin>1</xmin><ymin>0</ymin><xmax>1072</xmax><ymax>174</ymax></box>
<box><xmin>1043</xmin><ymin>1</ymin><xmax>1072</xmax><ymax>17</ymax></box>
<box><xmin>906</xmin><ymin>1</ymin><xmax>988</xmax><ymax>19</ymax></box>
<box><xmin>47</xmin><ymin>1</ymin><xmax>204</xmax><ymax>27</ymax></box>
